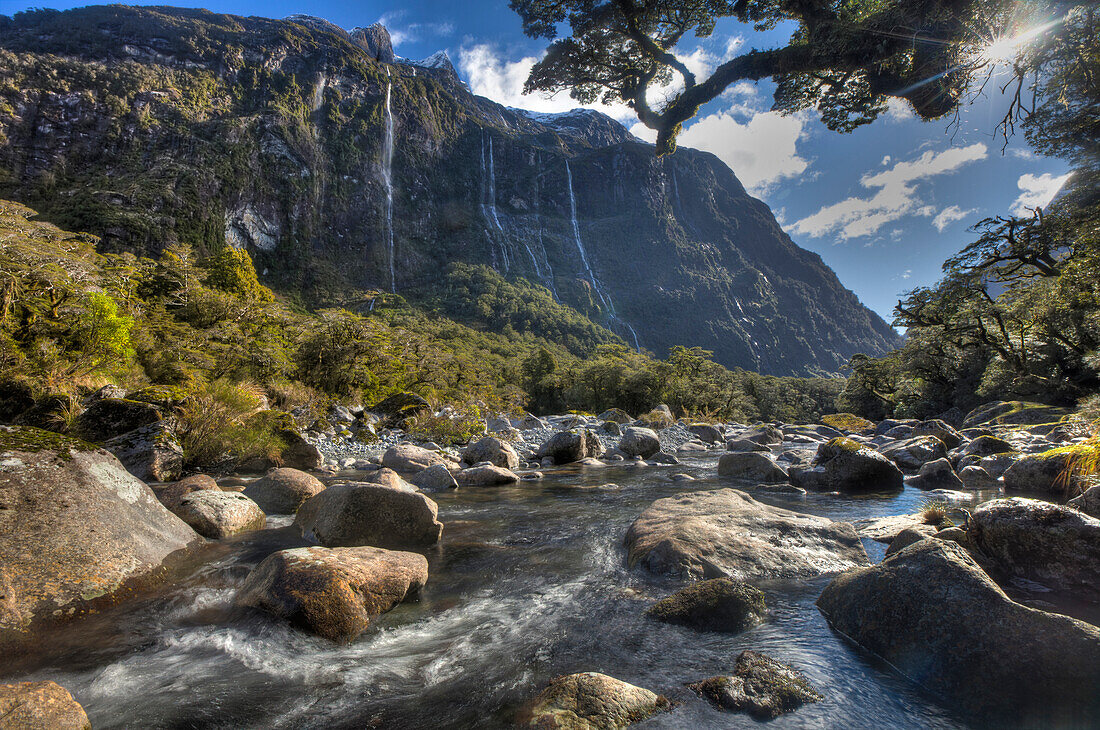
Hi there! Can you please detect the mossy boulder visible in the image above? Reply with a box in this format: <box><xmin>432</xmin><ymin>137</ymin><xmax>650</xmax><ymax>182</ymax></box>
<box><xmin>0</xmin><ymin>377</ymin><xmax>36</xmax><ymax>423</ymax></box>
<box><xmin>820</xmin><ymin>413</ymin><xmax>874</xmax><ymax>434</ymax></box>
<box><xmin>237</xmin><ymin>545</ymin><xmax>427</xmax><ymax>642</ymax></box>
<box><xmin>75</xmin><ymin>397</ymin><xmax>162</xmax><ymax>442</ymax></box>
<box><xmin>646</xmin><ymin>577</ymin><xmax>765</xmax><ymax>632</ymax></box>
<box><xmin>963</xmin><ymin>401</ymin><xmax>1072</xmax><ymax>428</ymax></box>
<box><xmin>794</xmin><ymin>437</ymin><xmax>903</xmax><ymax>493</ymax></box>
<box><xmin>1001</xmin><ymin>450</ymin><xmax>1074</xmax><ymax>493</ymax></box>
<box><xmin>0</xmin><ymin>681</ymin><xmax>91</xmax><ymax>730</ymax></box>
<box><xmin>371</xmin><ymin>392</ymin><xmax>431</xmax><ymax>427</ymax></box>
<box><xmin>10</xmin><ymin>393</ymin><xmax>73</xmax><ymax>430</ymax></box>
<box><xmin>126</xmin><ymin>384</ymin><xmax>190</xmax><ymax>411</ymax></box>
<box><xmin>688</xmin><ymin>650</ymin><xmax>822</xmax><ymax>719</ymax></box>
<box><xmin>521</xmin><ymin>672</ymin><xmax>670</xmax><ymax>729</ymax></box>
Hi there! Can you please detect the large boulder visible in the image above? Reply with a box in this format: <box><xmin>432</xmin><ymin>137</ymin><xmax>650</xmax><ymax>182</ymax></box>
<box><xmin>687</xmin><ymin>423</ymin><xmax>723</xmax><ymax>444</ymax></box>
<box><xmin>104</xmin><ymin>420</ymin><xmax>183</xmax><ymax>482</ymax></box>
<box><xmin>970</xmin><ymin>498</ymin><xmax>1100</xmax><ymax>602</ymax></box>
<box><xmin>741</xmin><ymin>425</ymin><xmax>783</xmax><ymax>445</ymax></box>
<box><xmin>156</xmin><ymin>474</ymin><xmax>220</xmax><ymax>511</ymax></box>
<box><xmin>912</xmin><ymin>419</ymin><xmax>963</xmax><ymax>448</ymax></box>
<box><xmin>381</xmin><ymin>444</ymin><xmax>449</xmax><ymax>473</ymax></box>
<box><xmin>816</xmin><ymin>539</ymin><xmax>1100</xmax><ymax>719</ymax></box>
<box><xmin>963</xmin><ymin>400</ymin><xmax>1070</xmax><ymax>428</ymax></box>
<box><xmin>907</xmin><ymin>458</ymin><xmax>964</xmax><ymax>491</ymax></box>
<box><xmin>878</xmin><ymin>435</ymin><xmax>947</xmax><ymax>470</ymax></box>
<box><xmin>0</xmin><ymin>681</ymin><xmax>91</xmax><ymax>730</ymax></box>
<box><xmin>535</xmin><ymin>429</ymin><xmax>604</xmax><ymax>465</ymax></box>
<box><xmin>1001</xmin><ymin>451</ymin><xmax>1072</xmax><ymax>493</ymax></box>
<box><xmin>717</xmin><ymin>452</ymin><xmax>788</xmax><ymax>483</ymax></box>
<box><xmin>455</xmin><ymin>464</ymin><xmax>519</xmax><ymax>486</ymax></box>
<box><xmin>618</xmin><ymin>426</ymin><xmax>660</xmax><ymax>458</ymax></box>
<box><xmin>75</xmin><ymin>397</ymin><xmax>162</xmax><ymax>442</ymax></box>
<box><xmin>370</xmin><ymin>392</ymin><xmax>430</xmax><ymax>427</ymax></box>
<box><xmin>295</xmin><ymin>482</ymin><xmax>442</xmax><ymax>549</ymax></box>
<box><xmin>724</xmin><ymin>438</ymin><xmax>770</xmax><ymax>453</ymax></box>
<box><xmin>173</xmin><ymin>490</ymin><xmax>266</xmax><ymax>539</ymax></box>
<box><xmin>793</xmin><ymin>438</ymin><xmax>903</xmax><ymax>493</ymax></box>
<box><xmin>409</xmin><ymin>463</ymin><xmax>458</xmax><ymax>491</ymax></box>
<box><xmin>243</xmin><ymin>467</ymin><xmax>326</xmax><ymax>514</ymax></box>
<box><xmin>0</xmin><ymin>426</ymin><xmax>200</xmax><ymax>648</ymax></box>
<box><xmin>624</xmin><ymin>488</ymin><xmax>868</xmax><ymax>581</ymax></box>
<box><xmin>237</xmin><ymin>545</ymin><xmax>427</xmax><ymax>642</ymax></box>
<box><xmin>462</xmin><ymin>436</ymin><xmax>519</xmax><ymax>469</ymax></box>
<box><xmin>597</xmin><ymin>408</ymin><xmax>633</xmax><ymax>424</ymax></box>
<box><xmin>646</xmin><ymin>578</ymin><xmax>766</xmax><ymax>633</ymax></box>
<box><xmin>521</xmin><ymin>672</ymin><xmax>670</xmax><ymax>729</ymax></box>
<box><xmin>957</xmin><ymin>435</ymin><xmax>1014</xmax><ymax>459</ymax></box>
<box><xmin>959</xmin><ymin>465</ymin><xmax>998</xmax><ymax>490</ymax></box>
<box><xmin>688</xmin><ymin>651</ymin><xmax>823</xmax><ymax>720</ymax></box>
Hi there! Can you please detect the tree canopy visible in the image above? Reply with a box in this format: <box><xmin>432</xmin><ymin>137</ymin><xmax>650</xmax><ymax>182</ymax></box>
<box><xmin>511</xmin><ymin>0</ymin><xmax>1071</xmax><ymax>154</ymax></box>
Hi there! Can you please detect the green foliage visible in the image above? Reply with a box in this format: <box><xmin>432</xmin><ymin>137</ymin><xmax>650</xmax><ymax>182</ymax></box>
<box><xmin>205</xmin><ymin>247</ymin><xmax>274</xmax><ymax>302</ymax></box>
<box><xmin>821</xmin><ymin>413</ymin><xmax>874</xmax><ymax>433</ymax></box>
<box><xmin>176</xmin><ymin>379</ymin><xmax>284</xmax><ymax>467</ymax></box>
<box><xmin>405</xmin><ymin>405</ymin><xmax>486</xmax><ymax>445</ymax></box>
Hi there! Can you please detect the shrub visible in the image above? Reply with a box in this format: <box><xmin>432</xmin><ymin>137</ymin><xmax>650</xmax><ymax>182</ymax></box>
<box><xmin>405</xmin><ymin>404</ymin><xmax>485</xmax><ymax>445</ymax></box>
<box><xmin>921</xmin><ymin>500</ymin><xmax>950</xmax><ymax>526</ymax></box>
<box><xmin>176</xmin><ymin>379</ymin><xmax>283</xmax><ymax>467</ymax></box>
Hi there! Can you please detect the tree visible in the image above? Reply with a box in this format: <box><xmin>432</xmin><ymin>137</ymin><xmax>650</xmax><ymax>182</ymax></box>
<box><xmin>510</xmin><ymin>0</ymin><xmax>1038</xmax><ymax>155</ymax></box>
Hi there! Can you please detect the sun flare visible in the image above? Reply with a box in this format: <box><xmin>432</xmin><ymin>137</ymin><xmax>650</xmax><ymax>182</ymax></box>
<box><xmin>979</xmin><ymin>19</ymin><xmax>1061</xmax><ymax>64</ymax></box>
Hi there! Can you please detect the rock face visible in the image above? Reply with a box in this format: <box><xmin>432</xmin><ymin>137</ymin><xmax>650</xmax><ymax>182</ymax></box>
<box><xmin>647</xmin><ymin>578</ymin><xmax>766</xmax><ymax>633</ymax></box>
<box><xmin>688</xmin><ymin>651</ymin><xmax>823</xmax><ymax>720</ymax></box>
<box><xmin>349</xmin><ymin>23</ymin><xmax>394</xmax><ymax>62</ymax></box>
<box><xmin>816</xmin><ymin>539</ymin><xmax>1100</xmax><ymax>719</ymax></box>
<box><xmin>522</xmin><ymin>672</ymin><xmax>670</xmax><ymax>729</ymax></box>
<box><xmin>382</xmin><ymin>444</ymin><xmax>448</xmax><ymax>473</ymax></box>
<box><xmin>536</xmin><ymin>430</ymin><xmax>604</xmax><ymax>465</ymax></box>
<box><xmin>1001</xmin><ymin>452</ymin><xmax>1071</xmax><ymax>493</ymax></box>
<box><xmin>173</xmin><ymin>490</ymin><xmax>266</xmax><ymax>539</ymax></box>
<box><xmin>243</xmin><ymin>467</ymin><xmax>326</xmax><ymax>514</ymax></box>
<box><xmin>0</xmin><ymin>6</ymin><xmax>899</xmax><ymax>376</ymax></box>
<box><xmin>237</xmin><ymin>545</ymin><xmax>427</xmax><ymax>642</ymax></box>
<box><xmin>970</xmin><ymin>498</ymin><xmax>1100</xmax><ymax>602</ymax></box>
<box><xmin>104</xmin><ymin>420</ymin><xmax>183</xmax><ymax>482</ymax></box>
<box><xmin>0</xmin><ymin>427</ymin><xmax>200</xmax><ymax>648</ymax></box>
<box><xmin>617</xmin><ymin>427</ymin><xmax>660</xmax><ymax>458</ymax></box>
<box><xmin>717</xmin><ymin>452</ymin><xmax>788</xmax><ymax>482</ymax></box>
<box><xmin>794</xmin><ymin>438</ymin><xmax>903</xmax><ymax>493</ymax></box>
<box><xmin>295</xmin><ymin>482</ymin><xmax>443</xmax><ymax>549</ymax></box>
<box><xmin>624</xmin><ymin>488</ymin><xmax>868</xmax><ymax>581</ymax></box>
<box><xmin>462</xmin><ymin>436</ymin><xmax>519</xmax><ymax>470</ymax></box>
<box><xmin>0</xmin><ymin>681</ymin><xmax>91</xmax><ymax>730</ymax></box>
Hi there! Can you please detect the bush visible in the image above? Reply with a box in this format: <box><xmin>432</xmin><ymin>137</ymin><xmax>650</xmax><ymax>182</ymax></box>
<box><xmin>405</xmin><ymin>404</ymin><xmax>485</xmax><ymax>445</ymax></box>
<box><xmin>921</xmin><ymin>500</ymin><xmax>950</xmax><ymax>526</ymax></box>
<box><xmin>176</xmin><ymin>379</ymin><xmax>283</xmax><ymax>467</ymax></box>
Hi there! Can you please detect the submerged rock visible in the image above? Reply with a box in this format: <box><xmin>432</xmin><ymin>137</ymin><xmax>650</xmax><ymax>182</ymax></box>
<box><xmin>0</xmin><ymin>427</ymin><xmax>200</xmax><ymax>648</ymax></box>
<box><xmin>521</xmin><ymin>672</ymin><xmax>670</xmax><ymax>729</ymax></box>
<box><xmin>817</xmin><ymin>539</ymin><xmax>1100</xmax><ymax>719</ymax></box>
<box><xmin>625</xmin><ymin>488</ymin><xmax>868</xmax><ymax>581</ymax></box>
<box><xmin>0</xmin><ymin>681</ymin><xmax>91</xmax><ymax>730</ymax></box>
<box><xmin>688</xmin><ymin>650</ymin><xmax>823</xmax><ymax>719</ymax></box>
<box><xmin>647</xmin><ymin>578</ymin><xmax>766</xmax><ymax>633</ymax></box>
<box><xmin>243</xmin><ymin>467</ymin><xmax>325</xmax><ymax>514</ymax></box>
<box><xmin>970</xmin><ymin>497</ymin><xmax>1100</xmax><ymax>602</ymax></box>
<box><xmin>295</xmin><ymin>482</ymin><xmax>442</xmax><ymax>549</ymax></box>
<box><xmin>173</xmin><ymin>490</ymin><xmax>266</xmax><ymax>539</ymax></box>
<box><xmin>237</xmin><ymin>545</ymin><xmax>427</xmax><ymax>642</ymax></box>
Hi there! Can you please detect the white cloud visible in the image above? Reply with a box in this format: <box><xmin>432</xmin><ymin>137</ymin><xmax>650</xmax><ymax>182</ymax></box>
<box><xmin>724</xmin><ymin>35</ymin><xmax>745</xmax><ymax>57</ymax></box>
<box><xmin>881</xmin><ymin>155</ymin><xmax>891</xmax><ymax>166</ymax></box>
<box><xmin>884</xmin><ymin>97</ymin><xmax>915</xmax><ymax>122</ymax></box>
<box><xmin>379</xmin><ymin>12</ymin><xmax>453</xmax><ymax>48</ymax></box>
<box><xmin>677</xmin><ymin>111</ymin><xmax>810</xmax><ymax>194</ymax></box>
<box><xmin>1010</xmin><ymin>172</ymin><xmax>1071</xmax><ymax>216</ymax></box>
<box><xmin>932</xmin><ymin>205</ymin><xmax>975</xmax><ymax>232</ymax></box>
<box><xmin>790</xmin><ymin>143</ymin><xmax>988</xmax><ymax>240</ymax></box>
<box><xmin>901</xmin><ymin>269</ymin><xmax>912</xmax><ymax>279</ymax></box>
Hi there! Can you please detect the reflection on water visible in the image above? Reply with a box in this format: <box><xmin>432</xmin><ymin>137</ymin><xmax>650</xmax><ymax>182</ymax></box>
<box><xmin>5</xmin><ymin>454</ymin><xmax>1007</xmax><ymax>729</ymax></box>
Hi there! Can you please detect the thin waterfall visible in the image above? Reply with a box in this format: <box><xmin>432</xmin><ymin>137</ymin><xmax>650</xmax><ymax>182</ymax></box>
<box><xmin>382</xmin><ymin>70</ymin><xmax>396</xmax><ymax>293</ymax></box>
<box><xmin>480</xmin><ymin>134</ymin><xmax>510</xmax><ymax>271</ymax></box>
<box><xmin>565</xmin><ymin>160</ymin><xmax>640</xmax><ymax>351</ymax></box>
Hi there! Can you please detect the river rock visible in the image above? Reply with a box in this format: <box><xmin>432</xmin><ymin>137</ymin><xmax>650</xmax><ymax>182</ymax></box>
<box><xmin>75</xmin><ymin>397</ymin><xmax>162</xmax><ymax>442</ymax></box>
<box><xmin>957</xmin><ymin>435</ymin><xmax>1014</xmax><ymax>459</ymax></box>
<box><xmin>884</xmin><ymin>526</ymin><xmax>937</xmax><ymax>555</ymax></box>
<box><xmin>725</xmin><ymin>438</ymin><xmax>770</xmax><ymax>452</ymax></box>
<box><xmin>0</xmin><ymin>427</ymin><xmax>200</xmax><ymax>648</ymax></box>
<box><xmin>688</xmin><ymin>423</ymin><xmax>723</xmax><ymax>444</ymax></box>
<box><xmin>173</xmin><ymin>490</ymin><xmax>266</xmax><ymax>539</ymax></box>
<box><xmin>649</xmin><ymin>451</ymin><xmax>679</xmax><ymax>465</ymax></box>
<box><xmin>455</xmin><ymin>464</ymin><xmax>519</xmax><ymax>486</ymax></box>
<box><xmin>969</xmin><ymin>497</ymin><xmax>1100</xmax><ymax>602</ymax></box>
<box><xmin>618</xmin><ymin>426</ymin><xmax>661</xmax><ymax>458</ymax></box>
<box><xmin>717</xmin><ymin>452</ymin><xmax>788</xmax><ymax>483</ymax></box>
<box><xmin>625</xmin><ymin>488</ymin><xmax>868</xmax><ymax>581</ymax></box>
<box><xmin>409</xmin><ymin>463</ymin><xmax>458</xmax><ymax>491</ymax></box>
<box><xmin>0</xmin><ymin>681</ymin><xmax>91</xmax><ymax>730</ymax></box>
<box><xmin>646</xmin><ymin>578</ymin><xmax>765</xmax><ymax>632</ymax></box>
<box><xmin>295</xmin><ymin>482</ymin><xmax>442</xmax><ymax>549</ymax></box>
<box><xmin>104</xmin><ymin>420</ymin><xmax>183</xmax><ymax>482</ymax></box>
<box><xmin>597</xmin><ymin>408</ymin><xmax>633</xmax><ymax>424</ymax></box>
<box><xmin>237</xmin><ymin>545</ymin><xmax>427</xmax><ymax>642</ymax></box>
<box><xmin>462</xmin><ymin>436</ymin><xmax>519</xmax><ymax>470</ymax></box>
<box><xmin>878</xmin><ymin>436</ymin><xmax>947</xmax><ymax>470</ymax></box>
<box><xmin>912</xmin><ymin>419</ymin><xmax>963</xmax><ymax>448</ymax></box>
<box><xmin>381</xmin><ymin>444</ymin><xmax>448</xmax><ymax>473</ymax></box>
<box><xmin>852</xmin><ymin>513</ymin><xmax>929</xmax><ymax>543</ymax></box>
<box><xmin>243</xmin><ymin>467</ymin><xmax>326</xmax><ymax>514</ymax></box>
<box><xmin>741</xmin><ymin>425</ymin><xmax>783</xmax><ymax>445</ymax></box>
<box><xmin>959</xmin><ymin>465</ymin><xmax>998</xmax><ymax>489</ymax></box>
<box><xmin>363</xmin><ymin>467</ymin><xmax>417</xmax><ymax>492</ymax></box>
<box><xmin>816</xmin><ymin>538</ymin><xmax>1100</xmax><ymax>718</ymax></box>
<box><xmin>1069</xmin><ymin>485</ymin><xmax>1100</xmax><ymax>518</ymax></box>
<box><xmin>535</xmin><ymin>429</ymin><xmax>604</xmax><ymax>464</ymax></box>
<box><xmin>908</xmin><ymin>458</ymin><xmax>964</xmax><ymax>490</ymax></box>
<box><xmin>156</xmin><ymin>474</ymin><xmax>220</xmax><ymax>510</ymax></box>
<box><xmin>793</xmin><ymin>438</ymin><xmax>903</xmax><ymax>493</ymax></box>
<box><xmin>521</xmin><ymin>672</ymin><xmax>670</xmax><ymax>729</ymax></box>
<box><xmin>1001</xmin><ymin>452</ymin><xmax>1072</xmax><ymax>493</ymax></box>
<box><xmin>688</xmin><ymin>650</ymin><xmax>823</xmax><ymax>720</ymax></box>
<box><xmin>979</xmin><ymin>453</ymin><xmax>1018</xmax><ymax>478</ymax></box>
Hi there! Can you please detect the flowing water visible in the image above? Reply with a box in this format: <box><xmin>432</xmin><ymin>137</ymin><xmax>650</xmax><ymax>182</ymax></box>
<box><xmin>4</xmin><ymin>452</ymin><xmax>1009</xmax><ymax>729</ymax></box>
<box><xmin>382</xmin><ymin>74</ymin><xmax>396</xmax><ymax>293</ymax></box>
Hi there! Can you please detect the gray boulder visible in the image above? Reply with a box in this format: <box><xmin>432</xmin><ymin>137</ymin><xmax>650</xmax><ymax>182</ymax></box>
<box><xmin>243</xmin><ymin>467</ymin><xmax>325</xmax><ymax>514</ymax></box>
<box><xmin>173</xmin><ymin>490</ymin><xmax>266</xmax><ymax>539</ymax></box>
<box><xmin>1002</xmin><ymin>452</ymin><xmax>1072</xmax><ymax>493</ymax></box>
<box><xmin>455</xmin><ymin>464</ymin><xmax>519</xmax><ymax>486</ymax></box>
<box><xmin>462</xmin><ymin>436</ymin><xmax>519</xmax><ymax>470</ymax></box>
<box><xmin>1069</xmin><ymin>484</ymin><xmax>1100</xmax><ymax>518</ymax></box>
<box><xmin>908</xmin><ymin>458</ymin><xmax>963</xmax><ymax>490</ymax></box>
<box><xmin>688</xmin><ymin>423</ymin><xmax>723</xmax><ymax>444</ymax></box>
<box><xmin>817</xmin><ymin>539</ymin><xmax>1100</xmax><ymax>718</ymax></box>
<box><xmin>793</xmin><ymin>438</ymin><xmax>903</xmax><ymax>493</ymax></box>
<box><xmin>879</xmin><ymin>435</ymin><xmax>947</xmax><ymax>470</ymax></box>
<box><xmin>155</xmin><ymin>474</ymin><xmax>220</xmax><ymax>511</ymax></box>
<box><xmin>725</xmin><ymin>438</ymin><xmax>770</xmax><ymax>452</ymax></box>
<box><xmin>295</xmin><ymin>482</ymin><xmax>443</xmax><ymax>549</ymax></box>
<box><xmin>741</xmin><ymin>425</ymin><xmax>783</xmax><ymax>445</ymax></box>
<box><xmin>884</xmin><ymin>526</ymin><xmax>937</xmax><ymax>555</ymax></box>
<box><xmin>535</xmin><ymin>429</ymin><xmax>604</xmax><ymax>464</ymax></box>
<box><xmin>912</xmin><ymin>419</ymin><xmax>963</xmax><ymax>448</ymax></box>
<box><xmin>957</xmin><ymin>435</ymin><xmax>1014</xmax><ymax>459</ymax></box>
<box><xmin>618</xmin><ymin>426</ymin><xmax>661</xmax><ymax>458</ymax></box>
<box><xmin>409</xmin><ymin>463</ymin><xmax>459</xmax><ymax>491</ymax></box>
<box><xmin>717</xmin><ymin>452</ymin><xmax>788</xmax><ymax>483</ymax></box>
<box><xmin>104</xmin><ymin>421</ymin><xmax>183</xmax><ymax>482</ymax></box>
<box><xmin>959</xmin><ymin>465</ymin><xmax>999</xmax><ymax>489</ymax></box>
<box><xmin>597</xmin><ymin>408</ymin><xmax>633</xmax><ymax>424</ymax></box>
<box><xmin>625</xmin><ymin>488</ymin><xmax>867</xmax><ymax>582</ymax></box>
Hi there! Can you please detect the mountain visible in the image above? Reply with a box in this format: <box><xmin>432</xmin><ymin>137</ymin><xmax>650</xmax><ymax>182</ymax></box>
<box><xmin>0</xmin><ymin>5</ymin><xmax>901</xmax><ymax>375</ymax></box>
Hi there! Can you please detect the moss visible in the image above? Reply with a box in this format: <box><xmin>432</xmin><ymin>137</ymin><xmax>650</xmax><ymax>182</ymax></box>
<box><xmin>822</xmin><ymin>412</ymin><xmax>874</xmax><ymax>432</ymax></box>
<box><xmin>828</xmin><ymin>436</ymin><xmax>865</xmax><ymax>453</ymax></box>
<box><xmin>128</xmin><ymin>385</ymin><xmax>191</xmax><ymax>409</ymax></box>
<box><xmin>0</xmin><ymin>425</ymin><xmax>97</xmax><ymax>459</ymax></box>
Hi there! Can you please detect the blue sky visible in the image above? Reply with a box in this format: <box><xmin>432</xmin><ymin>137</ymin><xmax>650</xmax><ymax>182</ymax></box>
<box><xmin>4</xmin><ymin>0</ymin><xmax>1073</xmax><ymax>322</ymax></box>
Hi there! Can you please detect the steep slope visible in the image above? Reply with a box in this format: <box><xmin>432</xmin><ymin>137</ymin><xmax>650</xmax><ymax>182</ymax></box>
<box><xmin>0</xmin><ymin>5</ymin><xmax>900</xmax><ymax>375</ymax></box>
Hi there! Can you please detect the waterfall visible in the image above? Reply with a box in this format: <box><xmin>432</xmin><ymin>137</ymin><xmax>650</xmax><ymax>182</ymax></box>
<box><xmin>480</xmin><ymin>135</ymin><xmax>510</xmax><ymax>271</ymax></box>
<box><xmin>382</xmin><ymin>71</ymin><xmax>396</xmax><ymax>293</ymax></box>
<box><xmin>565</xmin><ymin>160</ymin><xmax>640</xmax><ymax>351</ymax></box>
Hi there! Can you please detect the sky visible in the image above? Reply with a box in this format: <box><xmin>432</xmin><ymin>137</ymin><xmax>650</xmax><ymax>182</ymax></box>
<box><xmin>2</xmin><ymin>0</ymin><xmax>1074</xmax><ymax>323</ymax></box>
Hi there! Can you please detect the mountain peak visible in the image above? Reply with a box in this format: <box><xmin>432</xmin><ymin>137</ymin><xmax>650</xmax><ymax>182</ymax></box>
<box><xmin>349</xmin><ymin>23</ymin><xmax>395</xmax><ymax>63</ymax></box>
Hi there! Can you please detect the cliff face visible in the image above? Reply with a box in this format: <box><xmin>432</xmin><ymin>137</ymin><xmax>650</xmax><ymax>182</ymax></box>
<box><xmin>0</xmin><ymin>5</ymin><xmax>901</xmax><ymax>375</ymax></box>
